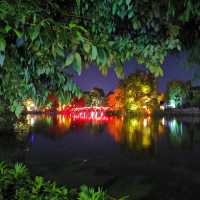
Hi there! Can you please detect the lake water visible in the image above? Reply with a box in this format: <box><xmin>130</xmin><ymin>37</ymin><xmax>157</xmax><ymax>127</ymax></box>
<box><xmin>1</xmin><ymin>114</ymin><xmax>200</xmax><ymax>199</ymax></box>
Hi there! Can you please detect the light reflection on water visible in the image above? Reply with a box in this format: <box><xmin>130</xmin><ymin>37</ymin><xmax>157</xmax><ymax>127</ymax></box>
<box><xmin>12</xmin><ymin>114</ymin><xmax>200</xmax><ymax>152</ymax></box>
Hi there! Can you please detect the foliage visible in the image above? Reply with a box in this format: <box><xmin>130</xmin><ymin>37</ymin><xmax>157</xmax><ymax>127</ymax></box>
<box><xmin>0</xmin><ymin>161</ymin><xmax>123</xmax><ymax>200</ymax></box>
<box><xmin>122</xmin><ymin>71</ymin><xmax>158</xmax><ymax>113</ymax></box>
<box><xmin>167</xmin><ymin>80</ymin><xmax>189</xmax><ymax>108</ymax></box>
<box><xmin>71</xmin><ymin>97</ymin><xmax>85</xmax><ymax>107</ymax></box>
<box><xmin>83</xmin><ymin>88</ymin><xmax>105</xmax><ymax>107</ymax></box>
<box><xmin>0</xmin><ymin>0</ymin><xmax>200</xmax><ymax>115</ymax></box>
<box><xmin>107</xmin><ymin>87</ymin><xmax>124</xmax><ymax>111</ymax></box>
<box><xmin>186</xmin><ymin>86</ymin><xmax>200</xmax><ymax>108</ymax></box>
<box><xmin>78</xmin><ymin>185</ymin><xmax>105</xmax><ymax>200</ymax></box>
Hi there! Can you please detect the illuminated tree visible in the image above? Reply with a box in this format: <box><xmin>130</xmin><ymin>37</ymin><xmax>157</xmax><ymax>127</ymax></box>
<box><xmin>106</xmin><ymin>87</ymin><xmax>124</xmax><ymax>111</ymax></box>
<box><xmin>83</xmin><ymin>88</ymin><xmax>105</xmax><ymax>107</ymax></box>
<box><xmin>123</xmin><ymin>71</ymin><xmax>158</xmax><ymax>113</ymax></box>
<box><xmin>71</xmin><ymin>97</ymin><xmax>85</xmax><ymax>108</ymax></box>
<box><xmin>167</xmin><ymin>80</ymin><xmax>188</xmax><ymax>108</ymax></box>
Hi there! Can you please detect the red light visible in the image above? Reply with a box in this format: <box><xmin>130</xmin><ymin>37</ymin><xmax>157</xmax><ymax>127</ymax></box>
<box><xmin>42</xmin><ymin>106</ymin><xmax>112</xmax><ymax>122</ymax></box>
<box><xmin>58</xmin><ymin>106</ymin><xmax>112</xmax><ymax>122</ymax></box>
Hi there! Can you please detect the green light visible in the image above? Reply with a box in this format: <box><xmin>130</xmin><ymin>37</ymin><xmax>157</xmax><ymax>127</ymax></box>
<box><xmin>169</xmin><ymin>99</ymin><xmax>176</xmax><ymax>108</ymax></box>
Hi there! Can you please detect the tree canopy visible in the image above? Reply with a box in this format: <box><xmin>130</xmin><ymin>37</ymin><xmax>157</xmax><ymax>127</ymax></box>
<box><xmin>167</xmin><ymin>80</ymin><xmax>189</xmax><ymax>108</ymax></box>
<box><xmin>0</xmin><ymin>0</ymin><xmax>199</xmax><ymax>115</ymax></box>
<box><xmin>107</xmin><ymin>87</ymin><xmax>124</xmax><ymax>111</ymax></box>
<box><xmin>123</xmin><ymin>71</ymin><xmax>158</xmax><ymax>113</ymax></box>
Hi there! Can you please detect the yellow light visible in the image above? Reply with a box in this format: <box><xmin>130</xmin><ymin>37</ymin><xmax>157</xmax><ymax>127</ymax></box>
<box><xmin>143</xmin><ymin>118</ymin><xmax>148</xmax><ymax>127</ymax></box>
<box><xmin>23</xmin><ymin>99</ymin><xmax>37</xmax><ymax>111</ymax></box>
<box><xmin>142</xmin><ymin>132</ymin><xmax>151</xmax><ymax>148</ymax></box>
<box><xmin>130</xmin><ymin>103</ymin><xmax>138</xmax><ymax>111</ymax></box>
<box><xmin>143</xmin><ymin>105</ymin><xmax>151</xmax><ymax>115</ymax></box>
<box><xmin>161</xmin><ymin>117</ymin><xmax>166</xmax><ymax>126</ymax></box>
<box><xmin>141</xmin><ymin>85</ymin><xmax>150</xmax><ymax>94</ymax></box>
<box><xmin>26</xmin><ymin>115</ymin><xmax>36</xmax><ymax>126</ymax></box>
<box><xmin>160</xmin><ymin>105</ymin><xmax>165</xmax><ymax>110</ymax></box>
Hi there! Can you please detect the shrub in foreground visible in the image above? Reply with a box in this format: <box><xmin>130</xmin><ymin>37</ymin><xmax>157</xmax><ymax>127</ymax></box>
<box><xmin>0</xmin><ymin>162</ymin><xmax>127</xmax><ymax>200</ymax></box>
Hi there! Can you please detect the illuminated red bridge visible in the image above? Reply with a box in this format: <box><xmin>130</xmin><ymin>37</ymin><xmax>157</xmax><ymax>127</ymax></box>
<box><xmin>59</xmin><ymin>106</ymin><xmax>112</xmax><ymax>121</ymax></box>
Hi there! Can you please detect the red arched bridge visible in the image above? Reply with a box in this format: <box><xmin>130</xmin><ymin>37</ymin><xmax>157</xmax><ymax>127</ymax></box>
<box><xmin>59</xmin><ymin>106</ymin><xmax>112</xmax><ymax>121</ymax></box>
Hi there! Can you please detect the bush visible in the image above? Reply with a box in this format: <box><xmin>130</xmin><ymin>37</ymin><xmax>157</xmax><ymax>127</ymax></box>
<box><xmin>0</xmin><ymin>162</ymin><xmax>125</xmax><ymax>200</ymax></box>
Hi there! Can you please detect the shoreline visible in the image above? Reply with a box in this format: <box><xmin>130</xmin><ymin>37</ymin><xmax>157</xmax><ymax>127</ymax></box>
<box><xmin>24</xmin><ymin>108</ymin><xmax>200</xmax><ymax>117</ymax></box>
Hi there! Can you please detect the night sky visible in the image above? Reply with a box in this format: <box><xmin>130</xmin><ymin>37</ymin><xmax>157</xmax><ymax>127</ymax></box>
<box><xmin>73</xmin><ymin>52</ymin><xmax>199</xmax><ymax>94</ymax></box>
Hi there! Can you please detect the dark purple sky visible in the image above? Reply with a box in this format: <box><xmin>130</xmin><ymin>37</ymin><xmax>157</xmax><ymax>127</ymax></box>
<box><xmin>73</xmin><ymin>52</ymin><xmax>199</xmax><ymax>94</ymax></box>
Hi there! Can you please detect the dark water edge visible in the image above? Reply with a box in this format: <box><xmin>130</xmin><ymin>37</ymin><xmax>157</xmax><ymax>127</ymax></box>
<box><xmin>1</xmin><ymin>114</ymin><xmax>200</xmax><ymax>199</ymax></box>
<box><xmin>25</xmin><ymin>108</ymin><xmax>200</xmax><ymax>117</ymax></box>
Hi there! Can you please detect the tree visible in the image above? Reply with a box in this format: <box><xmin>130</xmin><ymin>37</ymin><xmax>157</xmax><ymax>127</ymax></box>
<box><xmin>187</xmin><ymin>86</ymin><xmax>200</xmax><ymax>108</ymax></box>
<box><xmin>0</xmin><ymin>0</ymin><xmax>199</xmax><ymax>115</ymax></box>
<box><xmin>106</xmin><ymin>87</ymin><xmax>124</xmax><ymax>111</ymax></box>
<box><xmin>167</xmin><ymin>80</ymin><xmax>189</xmax><ymax>108</ymax></box>
<box><xmin>71</xmin><ymin>96</ymin><xmax>85</xmax><ymax>108</ymax></box>
<box><xmin>83</xmin><ymin>88</ymin><xmax>105</xmax><ymax>107</ymax></box>
<box><xmin>123</xmin><ymin>71</ymin><xmax>158</xmax><ymax>113</ymax></box>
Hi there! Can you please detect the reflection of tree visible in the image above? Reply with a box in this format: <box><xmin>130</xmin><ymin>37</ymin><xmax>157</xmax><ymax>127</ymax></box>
<box><xmin>14</xmin><ymin>116</ymin><xmax>32</xmax><ymax>141</ymax></box>
<box><xmin>167</xmin><ymin>118</ymin><xmax>198</xmax><ymax>149</ymax></box>
<box><xmin>31</xmin><ymin>115</ymin><xmax>71</xmax><ymax>136</ymax></box>
<box><xmin>0</xmin><ymin>118</ymin><xmax>30</xmax><ymax>162</ymax></box>
<box><xmin>106</xmin><ymin>116</ymin><xmax>124</xmax><ymax>143</ymax></box>
<box><xmin>123</xmin><ymin>117</ymin><xmax>153</xmax><ymax>150</ymax></box>
<box><xmin>13</xmin><ymin>114</ymin><xmax>200</xmax><ymax>154</ymax></box>
<box><xmin>158</xmin><ymin>118</ymin><xmax>166</xmax><ymax>135</ymax></box>
<box><xmin>0</xmin><ymin>132</ymin><xmax>27</xmax><ymax>162</ymax></box>
<box><xmin>106</xmin><ymin>116</ymin><xmax>158</xmax><ymax>151</ymax></box>
<box><xmin>168</xmin><ymin>119</ymin><xmax>184</xmax><ymax>146</ymax></box>
<box><xmin>82</xmin><ymin>122</ymin><xmax>105</xmax><ymax>135</ymax></box>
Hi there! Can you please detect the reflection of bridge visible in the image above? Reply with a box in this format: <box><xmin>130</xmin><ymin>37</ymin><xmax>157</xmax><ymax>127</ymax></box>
<box><xmin>60</xmin><ymin>107</ymin><xmax>111</xmax><ymax>121</ymax></box>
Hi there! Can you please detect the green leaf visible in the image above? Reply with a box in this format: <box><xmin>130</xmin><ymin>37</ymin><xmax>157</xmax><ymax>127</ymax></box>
<box><xmin>126</xmin><ymin>0</ymin><xmax>131</xmax><ymax>6</ymax></box>
<box><xmin>0</xmin><ymin>53</ymin><xmax>5</xmax><ymax>66</ymax></box>
<box><xmin>63</xmin><ymin>82</ymin><xmax>70</xmax><ymax>92</ymax></box>
<box><xmin>0</xmin><ymin>35</ymin><xmax>6</xmax><ymax>51</ymax></box>
<box><xmin>98</xmin><ymin>48</ymin><xmax>107</xmax><ymax>65</ymax></box>
<box><xmin>118</xmin><ymin>0</ymin><xmax>123</xmax><ymax>6</ymax></box>
<box><xmin>128</xmin><ymin>10</ymin><xmax>134</xmax><ymax>18</ymax></box>
<box><xmin>51</xmin><ymin>44</ymin><xmax>56</xmax><ymax>58</ymax></box>
<box><xmin>83</xmin><ymin>43</ymin><xmax>91</xmax><ymax>54</ymax></box>
<box><xmin>14</xmin><ymin>30</ymin><xmax>23</xmax><ymax>38</ymax></box>
<box><xmin>114</xmin><ymin>65</ymin><xmax>124</xmax><ymax>79</ymax></box>
<box><xmin>12</xmin><ymin>102</ymin><xmax>23</xmax><ymax>118</ymax></box>
<box><xmin>148</xmin><ymin>63</ymin><xmax>163</xmax><ymax>77</ymax></box>
<box><xmin>56</xmin><ymin>48</ymin><xmax>65</xmax><ymax>58</ymax></box>
<box><xmin>37</xmin><ymin>67</ymin><xmax>45</xmax><ymax>75</ymax></box>
<box><xmin>29</xmin><ymin>25</ymin><xmax>40</xmax><ymax>41</ymax></box>
<box><xmin>76</xmin><ymin>0</ymin><xmax>81</xmax><ymax>12</ymax></box>
<box><xmin>73</xmin><ymin>52</ymin><xmax>82</xmax><ymax>75</ymax></box>
<box><xmin>112</xmin><ymin>4</ymin><xmax>117</xmax><ymax>15</ymax></box>
<box><xmin>4</xmin><ymin>25</ymin><xmax>12</xmax><ymax>33</ymax></box>
<box><xmin>65</xmin><ymin>54</ymin><xmax>74</xmax><ymax>66</ymax></box>
<box><xmin>99</xmin><ymin>65</ymin><xmax>108</xmax><ymax>76</ymax></box>
<box><xmin>91</xmin><ymin>45</ymin><xmax>98</xmax><ymax>60</ymax></box>
<box><xmin>69</xmin><ymin>23</ymin><xmax>87</xmax><ymax>33</ymax></box>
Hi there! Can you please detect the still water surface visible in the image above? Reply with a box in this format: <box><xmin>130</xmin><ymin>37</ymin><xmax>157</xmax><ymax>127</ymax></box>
<box><xmin>1</xmin><ymin>114</ymin><xmax>200</xmax><ymax>199</ymax></box>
